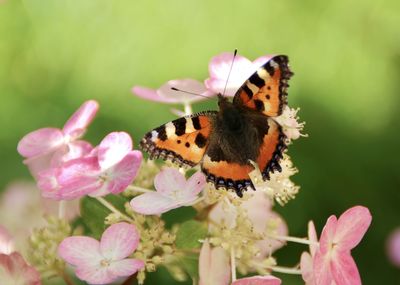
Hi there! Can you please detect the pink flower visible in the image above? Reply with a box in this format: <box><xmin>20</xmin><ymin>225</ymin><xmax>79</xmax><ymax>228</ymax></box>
<box><xmin>198</xmin><ymin>240</ymin><xmax>282</xmax><ymax>285</ymax></box>
<box><xmin>132</xmin><ymin>79</ymin><xmax>215</xmax><ymax>104</ymax></box>
<box><xmin>38</xmin><ymin>132</ymin><xmax>142</xmax><ymax>200</ymax></box>
<box><xmin>199</xmin><ymin>240</ymin><xmax>230</xmax><ymax>285</ymax></box>
<box><xmin>58</xmin><ymin>222</ymin><xmax>144</xmax><ymax>285</ymax></box>
<box><xmin>130</xmin><ymin>168</ymin><xmax>205</xmax><ymax>215</ymax></box>
<box><xmin>205</xmin><ymin>52</ymin><xmax>273</xmax><ymax>96</ymax></box>
<box><xmin>300</xmin><ymin>221</ymin><xmax>320</xmax><ymax>285</ymax></box>
<box><xmin>209</xmin><ymin>191</ymin><xmax>287</xmax><ymax>256</ymax></box>
<box><xmin>0</xmin><ymin>226</ymin><xmax>14</xmax><ymax>255</ymax></box>
<box><xmin>0</xmin><ymin>252</ymin><xmax>41</xmax><ymax>285</ymax></box>
<box><xmin>301</xmin><ymin>206</ymin><xmax>372</xmax><ymax>285</ymax></box>
<box><xmin>232</xmin><ymin>276</ymin><xmax>281</xmax><ymax>285</ymax></box>
<box><xmin>17</xmin><ymin>100</ymin><xmax>98</xmax><ymax>178</ymax></box>
<box><xmin>386</xmin><ymin>228</ymin><xmax>400</xmax><ymax>267</ymax></box>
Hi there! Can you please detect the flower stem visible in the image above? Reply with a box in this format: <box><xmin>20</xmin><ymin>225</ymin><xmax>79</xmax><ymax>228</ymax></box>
<box><xmin>58</xmin><ymin>201</ymin><xmax>66</xmax><ymax>219</ymax></box>
<box><xmin>230</xmin><ymin>247</ymin><xmax>236</xmax><ymax>282</ymax></box>
<box><xmin>127</xmin><ymin>185</ymin><xmax>154</xmax><ymax>193</ymax></box>
<box><xmin>267</xmin><ymin>265</ymin><xmax>302</xmax><ymax>275</ymax></box>
<box><xmin>96</xmin><ymin>197</ymin><xmax>134</xmax><ymax>223</ymax></box>
<box><xmin>184</xmin><ymin>102</ymin><xmax>193</xmax><ymax>116</ymax></box>
<box><xmin>267</xmin><ymin>234</ymin><xmax>319</xmax><ymax>246</ymax></box>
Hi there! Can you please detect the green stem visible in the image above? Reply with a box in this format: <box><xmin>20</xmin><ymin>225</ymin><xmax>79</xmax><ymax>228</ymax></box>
<box><xmin>184</xmin><ymin>102</ymin><xmax>193</xmax><ymax>115</ymax></box>
<box><xmin>58</xmin><ymin>201</ymin><xmax>66</xmax><ymax>219</ymax></box>
<box><xmin>96</xmin><ymin>197</ymin><xmax>134</xmax><ymax>223</ymax></box>
<box><xmin>266</xmin><ymin>234</ymin><xmax>319</xmax><ymax>246</ymax></box>
<box><xmin>267</xmin><ymin>265</ymin><xmax>302</xmax><ymax>275</ymax></box>
<box><xmin>127</xmin><ymin>185</ymin><xmax>154</xmax><ymax>193</ymax></box>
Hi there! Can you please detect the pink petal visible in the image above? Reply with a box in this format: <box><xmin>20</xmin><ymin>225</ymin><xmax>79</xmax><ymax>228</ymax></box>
<box><xmin>37</xmin><ymin>168</ymin><xmax>63</xmax><ymax>200</ymax></box>
<box><xmin>158</xmin><ymin>79</ymin><xmax>214</xmax><ymax>103</ymax></box>
<box><xmin>331</xmin><ymin>251</ymin><xmax>361</xmax><ymax>285</ymax></box>
<box><xmin>181</xmin><ymin>171</ymin><xmax>206</xmax><ymax>199</ymax></box>
<box><xmin>132</xmin><ymin>86</ymin><xmax>178</xmax><ymax>103</ymax></box>
<box><xmin>130</xmin><ymin>192</ymin><xmax>178</xmax><ymax>215</ymax></box>
<box><xmin>205</xmin><ymin>52</ymin><xmax>253</xmax><ymax>96</ymax></box>
<box><xmin>62</xmin><ymin>100</ymin><xmax>99</xmax><ymax>138</ymax></box>
<box><xmin>313</xmin><ymin>249</ymin><xmax>334</xmax><ymax>285</ymax></box>
<box><xmin>108</xmin><ymin>258</ymin><xmax>145</xmax><ymax>277</ymax></box>
<box><xmin>100</xmin><ymin>223</ymin><xmax>140</xmax><ymax>260</ymax></box>
<box><xmin>319</xmin><ymin>215</ymin><xmax>338</xmax><ymax>254</ymax></box>
<box><xmin>334</xmin><ymin>206</ymin><xmax>372</xmax><ymax>251</ymax></box>
<box><xmin>232</xmin><ymin>276</ymin><xmax>282</xmax><ymax>285</ymax></box>
<box><xmin>23</xmin><ymin>150</ymin><xmax>56</xmax><ymax>179</ymax></box>
<box><xmin>387</xmin><ymin>228</ymin><xmax>400</xmax><ymax>267</ymax></box>
<box><xmin>300</xmin><ymin>252</ymin><xmax>315</xmax><ymax>285</ymax></box>
<box><xmin>50</xmin><ymin>140</ymin><xmax>93</xmax><ymax>167</ymax></box>
<box><xmin>308</xmin><ymin>221</ymin><xmax>319</xmax><ymax>256</ymax></box>
<box><xmin>52</xmin><ymin>157</ymin><xmax>102</xmax><ymax>200</ymax></box>
<box><xmin>104</xmin><ymin>151</ymin><xmax>142</xmax><ymax>194</ymax></box>
<box><xmin>154</xmin><ymin>168</ymin><xmax>187</xmax><ymax>196</ymax></box>
<box><xmin>58</xmin><ymin>236</ymin><xmax>102</xmax><ymax>266</ymax></box>
<box><xmin>252</xmin><ymin>55</ymin><xmax>275</xmax><ymax>68</ymax></box>
<box><xmin>17</xmin><ymin>128</ymin><xmax>64</xmax><ymax>158</ymax></box>
<box><xmin>0</xmin><ymin>225</ymin><xmax>14</xmax><ymax>254</ymax></box>
<box><xmin>208</xmin><ymin>200</ymin><xmax>237</xmax><ymax>229</ymax></box>
<box><xmin>199</xmin><ymin>241</ymin><xmax>230</xmax><ymax>285</ymax></box>
<box><xmin>75</xmin><ymin>264</ymin><xmax>117</xmax><ymax>285</ymax></box>
<box><xmin>0</xmin><ymin>252</ymin><xmax>41</xmax><ymax>284</ymax></box>
<box><xmin>133</xmin><ymin>79</ymin><xmax>214</xmax><ymax>104</ymax></box>
<box><xmin>241</xmin><ymin>192</ymin><xmax>287</xmax><ymax>253</ymax></box>
<box><xmin>98</xmin><ymin>132</ymin><xmax>133</xmax><ymax>170</ymax></box>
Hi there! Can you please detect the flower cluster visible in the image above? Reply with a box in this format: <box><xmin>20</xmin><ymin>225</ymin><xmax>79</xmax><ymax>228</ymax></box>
<box><xmin>4</xmin><ymin>52</ymin><xmax>372</xmax><ymax>285</ymax></box>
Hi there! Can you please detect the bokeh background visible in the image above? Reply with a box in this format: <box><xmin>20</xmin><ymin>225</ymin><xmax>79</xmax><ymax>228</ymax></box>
<box><xmin>1</xmin><ymin>0</ymin><xmax>400</xmax><ymax>284</ymax></box>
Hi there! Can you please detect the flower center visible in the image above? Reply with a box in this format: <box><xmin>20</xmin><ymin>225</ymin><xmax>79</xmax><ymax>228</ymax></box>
<box><xmin>100</xmin><ymin>259</ymin><xmax>111</xmax><ymax>267</ymax></box>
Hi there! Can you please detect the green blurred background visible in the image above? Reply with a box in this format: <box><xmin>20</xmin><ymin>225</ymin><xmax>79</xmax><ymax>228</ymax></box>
<box><xmin>1</xmin><ymin>0</ymin><xmax>399</xmax><ymax>284</ymax></box>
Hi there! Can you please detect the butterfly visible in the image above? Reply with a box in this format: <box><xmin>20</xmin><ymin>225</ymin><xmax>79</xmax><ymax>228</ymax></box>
<box><xmin>140</xmin><ymin>55</ymin><xmax>293</xmax><ymax>197</ymax></box>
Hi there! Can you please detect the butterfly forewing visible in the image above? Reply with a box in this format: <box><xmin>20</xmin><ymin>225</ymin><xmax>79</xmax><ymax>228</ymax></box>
<box><xmin>140</xmin><ymin>112</ymin><xmax>217</xmax><ymax>167</ymax></box>
<box><xmin>233</xmin><ymin>55</ymin><xmax>293</xmax><ymax>117</ymax></box>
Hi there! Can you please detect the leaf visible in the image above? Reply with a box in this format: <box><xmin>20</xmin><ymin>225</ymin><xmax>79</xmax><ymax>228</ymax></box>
<box><xmin>162</xmin><ymin>206</ymin><xmax>197</xmax><ymax>228</ymax></box>
<box><xmin>175</xmin><ymin>220</ymin><xmax>207</xmax><ymax>249</ymax></box>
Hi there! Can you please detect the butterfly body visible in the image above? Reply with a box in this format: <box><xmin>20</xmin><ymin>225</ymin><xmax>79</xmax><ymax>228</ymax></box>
<box><xmin>140</xmin><ymin>55</ymin><xmax>293</xmax><ymax>197</ymax></box>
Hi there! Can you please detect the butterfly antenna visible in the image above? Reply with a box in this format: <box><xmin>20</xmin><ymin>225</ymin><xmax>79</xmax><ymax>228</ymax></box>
<box><xmin>222</xmin><ymin>49</ymin><xmax>238</xmax><ymax>97</ymax></box>
<box><xmin>171</xmin><ymin>87</ymin><xmax>211</xmax><ymax>100</ymax></box>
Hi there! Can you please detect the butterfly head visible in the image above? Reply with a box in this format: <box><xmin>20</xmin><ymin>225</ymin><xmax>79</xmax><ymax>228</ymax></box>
<box><xmin>217</xmin><ymin>93</ymin><xmax>231</xmax><ymax>109</ymax></box>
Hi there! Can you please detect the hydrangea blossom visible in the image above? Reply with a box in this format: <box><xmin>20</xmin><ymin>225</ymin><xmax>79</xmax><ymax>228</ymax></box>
<box><xmin>199</xmin><ymin>240</ymin><xmax>230</xmax><ymax>285</ymax></box>
<box><xmin>0</xmin><ymin>252</ymin><xmax>41</xmax><ymax>285</ymax></box>
<box><xmin>387</xmin><ymin>228</ymin><xmax>400</xmax><ymax>267</ymax></box>
<box><xmin>38</xmin><ymin>132</ymin><xmax>142</xmax><ymax>200</ymax></box>
<box><xmin>17</xmin><ymin>100</ymin><xmax>98</xmax><ymax>178</ymax></box>
<box><xmin>130</xmin><ymin>168</ymin><xmax>206</xmax><ymax>215</ymax></box>
<box><xmin>58</xmin><ymin>222</ymin><xmax>144</xmax><ymax>284</ymax></box>
<box><xmin>301</xmin><ymin>206</ymin><xmax>372</xmax><ymax>285</ymax></box>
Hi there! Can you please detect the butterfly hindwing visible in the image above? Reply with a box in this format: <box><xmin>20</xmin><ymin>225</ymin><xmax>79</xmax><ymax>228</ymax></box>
<box><xmin>233</xmin><ymin>55</ymin><xmax>293</xmax><ymax>117</ymax></box>
<box><xmin>140</xmin><ymin>111</ymin><xmax>217</xmax><ymax>167</ymax></box>
<box><xmin>201</xmin><ymin>153</ymin><xmax>254</xmax><ymax>197</ymax></box>
<box><xmin>256</xmin><ymin>118</ymin><xmax>286</xmax><ymax>180</ymax></box>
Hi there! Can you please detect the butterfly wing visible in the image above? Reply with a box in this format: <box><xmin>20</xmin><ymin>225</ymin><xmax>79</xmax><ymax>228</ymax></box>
<box><xmin>256</xmin><ymin>118</ymin><xmax>286</xmax><ymax>180</ymax></box>
<box><xmin>140</xmin><ymin>111</ymin><xmax>217</xmax><ymax>167</ymax></box>
<box><xmin>233</xmin><ymin>55</ymin><xmax>293</xmax><ymax>117</ymax></box>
